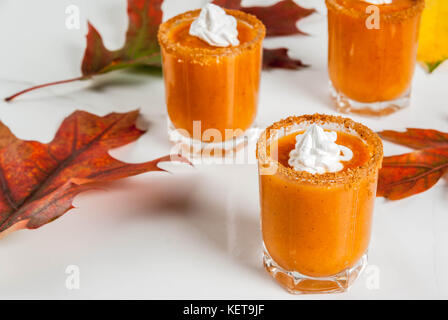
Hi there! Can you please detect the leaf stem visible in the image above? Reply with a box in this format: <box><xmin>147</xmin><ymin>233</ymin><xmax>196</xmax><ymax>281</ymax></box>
<box><xmin>4</xmin><ymin>76</ymin><xmax>87</xmax><ymax>102</ymax></box>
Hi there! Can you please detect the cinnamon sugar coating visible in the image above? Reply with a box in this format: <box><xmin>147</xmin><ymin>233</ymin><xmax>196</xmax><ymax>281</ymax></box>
<box><xmin>256</xmin><ymin>114</ymin><xmax>383</xmax><ymax>185</ymax></box>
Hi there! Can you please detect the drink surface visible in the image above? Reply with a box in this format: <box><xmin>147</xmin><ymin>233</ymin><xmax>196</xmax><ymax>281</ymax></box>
<box><xmin>169</xmin><ymin>19</ymin><xmax>256</xmax><ymax>50</ymax></box>
<box><xmin>272</xmin><ymin>131</ymin><xmax>370</xmax><ymax>172</ymax></box>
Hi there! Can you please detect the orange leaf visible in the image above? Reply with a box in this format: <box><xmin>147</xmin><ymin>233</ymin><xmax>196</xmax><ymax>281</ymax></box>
<box><xmin>379</xmin><ymin>128</ymin><xmax>448</xmax><ymax>150</ymax></box>
<box><xmin>377</xmin><ymin>147</ymin><xmax>448</xmax><ymax>200</ymax></box>
<box><xmin>0</xmin><ymin>110</ymin><xmax>189</xmax><ymax>235</ymax></box>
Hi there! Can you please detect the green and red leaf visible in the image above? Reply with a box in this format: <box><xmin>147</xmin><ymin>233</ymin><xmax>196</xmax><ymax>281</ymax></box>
<box><xmin>5</xmin><ymin>0</ymin><xmax>315</xmax><ymax>101</ymax></box>
<box><xmin>82</xmin><ymin>0</ymin><xmax>163</xmax><ymax>76</ymax></box>
<box><xmin>5</xmin><ymin>0</ymin><xmax>164</xmax><ymax>101</ymax></box>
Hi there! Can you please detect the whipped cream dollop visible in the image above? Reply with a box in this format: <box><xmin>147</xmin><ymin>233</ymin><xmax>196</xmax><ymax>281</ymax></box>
<box><xmin>189</xmin><ymin>3</ymin><xmax>240</xmax><ymax>47</ymax></box>
<box><xmin>362</xmin><ymin>0</ymin><xmax>392</xmax><ymax>4</ymax></box>
<box><xmin>288</xmin><ymin>124</ymin><xmax>353</xmax><ymax>174</ymax></box>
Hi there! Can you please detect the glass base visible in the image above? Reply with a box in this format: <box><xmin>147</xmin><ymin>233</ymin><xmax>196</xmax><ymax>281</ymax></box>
<box><xmin>263</xmin><ymin>250</ymin><xmax>367</xmax><ymax>294</ymax></box>
<box><xmin>167</xmin><ymin>119</ymin><xmax>261</xmax><ymax>162</ymax></box>
<box><xmin>330</xmin><ymin>82</ymin><xmax>410</xmax><ymax>117</ymax></box>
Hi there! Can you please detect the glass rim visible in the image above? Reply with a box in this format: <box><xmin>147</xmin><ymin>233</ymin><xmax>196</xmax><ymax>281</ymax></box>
<box><xmin>256</xmin><ymin>114</ymin><xmax>384</xmax><ymax>185</ymax></box>
<box><xmin>325</xmin><ymin>0</ymin><xmax>425</xmax><ymax>20</ymax></box>
<box><xmin>157</xmin><ymin>8</ymin><xmax>266</xmax><ymax>59</ymax></box>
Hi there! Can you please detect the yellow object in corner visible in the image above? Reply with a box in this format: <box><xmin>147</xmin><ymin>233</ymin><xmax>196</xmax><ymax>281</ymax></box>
<box><xmin>417</xmin><ymin>0</ymin><xmax>448</xmax><ymax>72</ymax></box>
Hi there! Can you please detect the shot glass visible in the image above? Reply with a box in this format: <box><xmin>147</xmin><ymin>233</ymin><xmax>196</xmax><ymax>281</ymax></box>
<box><xmin>158</xmin><ymin>9</ymin><xmax>265</xmax><ymax>157</ymax></box>
<box><xmin>256</xmin><ymin>114</ymin><xmax>383</xmax><ymax>294</ymax></box>
<box><xmin>326</xmin><ymin>0</ymin><xmax>425</xmax><ymax>116</ymax></box>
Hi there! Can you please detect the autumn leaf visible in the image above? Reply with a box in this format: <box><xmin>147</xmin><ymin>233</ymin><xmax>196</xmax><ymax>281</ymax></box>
<box><xmin>425</xmin><ymin>61</ymin><xmax>444</xmax><ymax>73</ymax></box>
<box><xmin>213</xmin><ymin>0</ymin><xmax>316</xmax><ymax>36</ymax></box>
<box><xmin>211</xmin><ymin>0</ymin><xmax>241</xmax><ymax>10</ymax></box>
<box><xmin>82</xmin><ymin>0</ymin><xmax>163</xmax><ymax>75</ymax></box>
<box><xmin>379</xmin><ymin>128</ymin><xmax>448</xmax><ymax>150</ymax></box>
<box><xmin>0</xmin><ymin>110</ymin><xmax>188</xmax><ymax>235</ymax></box>
<box><xmin>6</xmin><ymin>0</ymin><xmax>315</xmax><ymax>101</ymax></box>
<box><xmin>263</xmin><ymin>48</ymin><xmax>307</xmax><ymax>70</ymax></box>
<box><xmin>377</xmin><ymin>147</ymin><xmax>448</xmax><ymax>200</ymax></box>
<box><xmin>214</xmin><ymin>0</ymin><xmax>314</xmax><ymax>70</ymax></box>
<box><xmin>377</xmin><ymin>128</ymin><xmax>448</xmax><ymax>200</ymax></box>
<box><xmin>0</xmin><ymin>123</ymin><xmax>18</xmax><ymax>149</ymax></box>
<box><xmin>5</xmin><ymin>0</ymin><xmax>163</xmax><ymax>102</ymax></box>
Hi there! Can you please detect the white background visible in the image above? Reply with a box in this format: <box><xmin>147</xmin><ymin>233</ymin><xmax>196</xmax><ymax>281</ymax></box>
<box><xmin>0</xmin><ymin>0</ymin><xmax>447</xmax><ymax>299</ymax></box>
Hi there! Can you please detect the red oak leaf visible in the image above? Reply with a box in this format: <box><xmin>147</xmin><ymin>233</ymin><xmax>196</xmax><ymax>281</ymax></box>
<box><xmin>377</xmin><ymin>147</ymin><xmax>448</xmax><ymax>200</ymax></box>
<box><xmin>263</xmin><ymin>48</ymin><xmax>307</xmax><ymax>70</ymax></box>
<box><xmin>213</xmin><ymin>0</ymin><xmax>316</xmax><ymax>36</ymax></box>
<box><xmin>0</xmin><ymin>110</ymin><xmax>188</xmax><ymax>235</ymax></box>
<box><xmin>5</xmin><ymin>0</ymin><xmax>163</xmax><ymax>102</ymax></box>
<box><xmin>377</xmin><ymin>128</ymin><xmax>448</xmax><ymax>200</ymax></box>
<box><xmin>379</xmin><ymin>128</ymin><xmax>448</xmax><ymax>150</ymax></box>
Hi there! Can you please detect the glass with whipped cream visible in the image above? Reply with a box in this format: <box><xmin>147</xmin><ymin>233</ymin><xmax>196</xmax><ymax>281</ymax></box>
<box><xmin>256</xmin><ymin>114</ymin><xmax>383</xmax><ymax>294</ymax></box>
<box><xmin>158</xmin><ymin>4</ymin><xmax>265</xmax><ymax>157</ymax></box>
<box><xmin>326</xmin><ymin>0</ymin><xmax>425</xmax><ymax>116</ymax></box>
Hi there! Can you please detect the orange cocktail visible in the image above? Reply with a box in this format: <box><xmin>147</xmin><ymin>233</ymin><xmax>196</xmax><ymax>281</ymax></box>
<box><xmin>257</xmin><ymin>114</ymin><xmax>383</xmax><ymax>294</ymax></box>
<box><xmin>158</xmin><ymin>7</ymin><xmax>265</xmax><ymax>154</ymax></box>
<box><xmin>326</xmin><ymin>0</ymin><xmax>425</xmax><ymax>116</ymax></box>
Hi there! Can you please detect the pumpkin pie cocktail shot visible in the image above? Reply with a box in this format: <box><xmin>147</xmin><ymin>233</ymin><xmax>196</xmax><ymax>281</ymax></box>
<box><xmin>257</xmin><ymin>114</ymin><xmax>383</xmax><ymax>294</ymax></box>
<box><xmin>326</xmin><ymin>0</ymin><xmax>425</xmax><ymax>116</ymax></box>
<box><xmin>158</xmin><ymin>4</ymin><xmax>265</xmax><ymax>155</ymax></box>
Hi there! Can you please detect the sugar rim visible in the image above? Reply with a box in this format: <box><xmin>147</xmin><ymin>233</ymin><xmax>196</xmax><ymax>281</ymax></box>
<box><xmin>157</xmin><ymin>9</ymin><xmax>266</xmax><ymax>59</ymax></box>
<box><xmin>325</xmin><ymin>0</ymin><xmax>425</xmax><ymax>21</ymax></box>
<box><xmin>256</xmin><ymin>114</ymin><xmax>384</xmax><ymax>185</ymax></box>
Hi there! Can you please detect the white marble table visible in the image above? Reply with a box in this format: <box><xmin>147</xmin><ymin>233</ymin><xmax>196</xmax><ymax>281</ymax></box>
<box><xmin>0</xmin><ymin>0</ymin><xmax>447</xmax><ymax>299</ymax></box>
